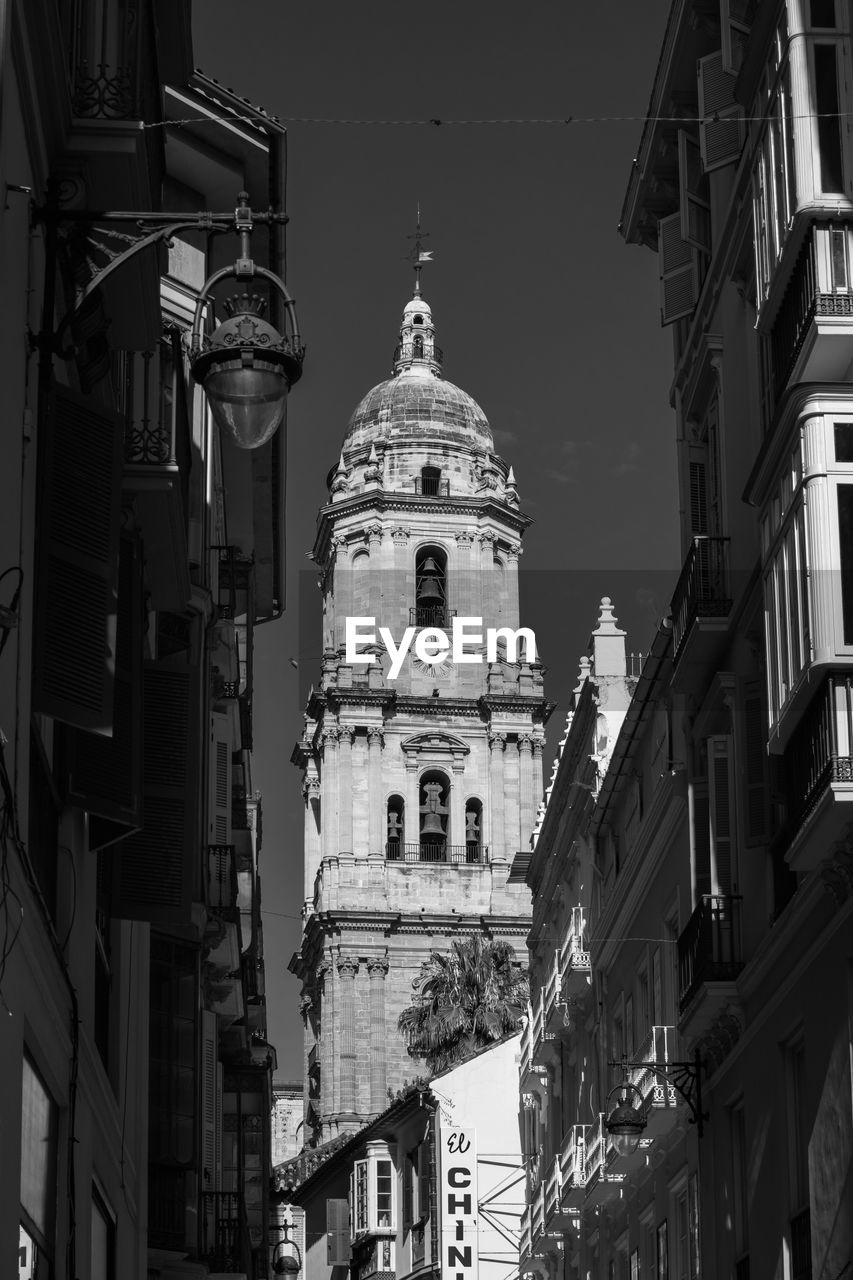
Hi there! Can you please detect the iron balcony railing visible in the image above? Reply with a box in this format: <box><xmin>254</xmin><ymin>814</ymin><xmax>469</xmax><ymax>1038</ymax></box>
<box><xmin>559</xmin><ymin>1124</ymin><xmax>588</xmax><ymax>1193</ymax></box>
<box><xmin>783</xmin><ymin>672</ymin><xmax>853</xmax><ymax>836</ymax></box>
<box><xmin>386</xmin><ymin>842</ymin><xmax>489</xmax><ymax>864</ymax></box>
<box><xmin>627</xmin><ymin>1026</ymin><xmax>678</xmax><ymax>1109</ymax></box>
<box><xmin>394</xmin><ymin>339</ymin><xmax>443</xmax><ymax>364</ymax></box>
<box><xmin>409</xmin><ymin>606</ymin><xmax>457</xmax><ymax>628</ymax></box>
<box><xmin>671</xmin><ymin>536</ymin><xmax>732</xmax><ymax>658</ymax></box>
<box><xmin>207</xmin><ymin>844</ymin><xmax>238</xmax><ymax>912</ymax></box>
<box><xmin>770</xmin><ymin>223</ymin><xmax>853</xmax><ymax>402</ymax></box>
<box><xmin>118</xmin><ymin>335</ymin><xmax>192</xmax><ymax>515</ymax></box>
<box><xmin>677</xmin><ymin>894</ymin><xmax>743</xmax><ymax>1012</ymax></box>
<box><xmin>414</xmin><ymin>476</ymin><xmax>450</xmax><ymax>496</ymax></box>
<box><xmin>201</xmin><ymin>1192</ymin><xmax>251</xmax><ymax>1275</ymax></box>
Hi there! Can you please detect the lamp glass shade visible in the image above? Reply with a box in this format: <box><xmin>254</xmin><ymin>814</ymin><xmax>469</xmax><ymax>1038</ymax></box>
<box><xmin>605</xmin><ymin>1096</ymin><xmax>646</xmax><ymax>1158</ymax></box>
<box><xmin>201</xmin><ymin>362</ymin><xmax>289</xmax><ymax>449</ymax></box>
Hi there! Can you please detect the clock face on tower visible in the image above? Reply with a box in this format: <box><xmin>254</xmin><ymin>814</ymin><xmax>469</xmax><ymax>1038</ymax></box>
<box><xmin>290</xmin><ymin>283</ymin><xmax>548</xmax><ymax>1141</ymax></box>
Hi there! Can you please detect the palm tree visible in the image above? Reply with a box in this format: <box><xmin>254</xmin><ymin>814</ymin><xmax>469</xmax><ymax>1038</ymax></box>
<box><xmin>397</xmin><ymin>935</ymin><xmax>529</xmax><ymax>1074</ymax></box>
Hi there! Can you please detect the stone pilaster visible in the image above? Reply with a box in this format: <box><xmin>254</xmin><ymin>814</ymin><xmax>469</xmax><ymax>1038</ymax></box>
<box><xmin>518</xmin><ymin>733</ymin><xmax>535</xmax><ymax>850</ymax></box>
<box><xmin>367</xmin><ymin>957</ymin><xmax>390</xmax><ymax>1112</ymax></box>
<box><xmin>338</xmin><ymin>726</ymin><xmax>355</xmax><ymax>854</ymax></box>
<box><xmin>450</xmin><ymin>760</ymin><xmax>465</xmax><ymax>851</ymax></box>
<box><xmin>505</xmin><ymin>544</ymin><xmax>521</xmax><ymax>628</ymax></box>
<box><xmin>479</xmin><ymin>530</ymin><xmax>497</xmax><ymax>630</ymax></box>
<box><xmin>368</xmin><ymin>728</ymin><xmax>384</xmax><ymax>855</ymax></box>
<box><xmin>337</xmin><ymin>956</ymin><xmax>358</xmax><ymax>1115</ymax></box>
<box><xmin>332</xmin><ymin>537</ymin><xmax>350</xmax><ymax>650</ymax></box>
<box><xmin>488</xmin><ymin>731</ymin><xmax>506</xmax><ymax>857</ymax></box>
<box><xmin>321</xmin><ymin>728</ymin><xmax>340</xmax><ymax>858</ymax></box>
<box><xmin>303</xmin><ymin>773</ymin><xmax>321</xmax><ymax>901</ymax></box>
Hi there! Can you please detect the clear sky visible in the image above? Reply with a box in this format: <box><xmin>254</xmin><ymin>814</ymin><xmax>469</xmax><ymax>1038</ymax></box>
<box><xmin>192</xmin><ymin>0</ymin><xmax>678</xmax><ymax>1082</ymax></box>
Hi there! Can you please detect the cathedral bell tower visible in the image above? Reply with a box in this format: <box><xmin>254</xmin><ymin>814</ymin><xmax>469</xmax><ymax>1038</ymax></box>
<box><xmin>290</xmin><ymin>261</ymin><xmax>549</xmax><ymax>1143</ymax></box>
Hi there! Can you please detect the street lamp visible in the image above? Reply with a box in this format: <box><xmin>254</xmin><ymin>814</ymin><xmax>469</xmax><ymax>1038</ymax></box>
<box><xmin>189</xmin><ymin>193</ymin><xmax>303</xmax><ymax>449</ymax></box>
<box><xmin>605</xmin><ymin>1050</ymin><xmax>707</xmax><ymax>1148</ymax></box>
<box><xmin>33</xmin><ymin>186</ymin><xmax>304</xmax><ymax>450</ymax></box>
<box><xmin>272</xmin><ymin>1220</ymin><xmax>303</xmax><ymax>1276</ymax></box>
<box><xmin>604</xmin><ymin>1081</ymin><xmax>647</xmax><ymax>1158</ymax></box>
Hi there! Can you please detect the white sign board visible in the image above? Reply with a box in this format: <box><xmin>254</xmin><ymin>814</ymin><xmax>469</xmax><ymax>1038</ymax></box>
<box><xmin>439</xmin><ymin>1125</ymin><xmax>479</xmax><ymax>1280</ymax></box>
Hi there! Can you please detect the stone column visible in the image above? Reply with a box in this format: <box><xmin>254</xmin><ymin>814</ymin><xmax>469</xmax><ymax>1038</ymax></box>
<box><xmin>319</xmin><ymin>960</ymin><xmax>336</xmax><ymax>1137</ymax></box>
<box><xmin>367</xmin><ymin>956</ymin><xmax>389</xmax><ymax>1113</ymax></box>
<box><xmin>367</xmin><ymin>728</ymin><xmax>384</xmax><ymax>856</ymax></box>
<box><xmin>392</xmin><ymin>527</ymin><xmax>410</xmax><ymax>636</ymax></box>
<box><xmin>366</xmin><ymin>522</ymin><xmax>383</xmax><ymax>627</ymax></box>
<box><xmin>321</xmin><ymin>727</ymin><xmax>340</xmax><ymax>858</ymax></box>
<box><xmin>518</xmin><ymin>733</ymin><xmax>534</xmax><ymax>850</ymax></box>
<box><xmin>455</xmin><ymin>531</ymin><xmax>476</xmax><ymax>630</ymax></box>
<box><xmin>337</xmin><ymin>956</ymin><xmax>358</xmax><ymax>1115</ymax></box>
<box><xmin>338</xmin><ymin>726</ymin><xmax>355</xmax><ymax>854</ymax></box>
<box><xmin>405</xmin><ymin>757</ymin><xmax>420</xmax><ymax>857</ymax></box>
<box><xmin>488</xmin><ymin>732</ymin><xmax>506</xmax><ymax>859</ymax></box>
<box><xmin>532</xmin><ymin>733</ymin><xmax>545</xmax><ymax>823</ymax></box>
<box><xmin>303</xmin><ymin>774</ymin><xmax>322</xmax><ymax>902</ymax></box>
<box><xmin>450</xmin><ymin>762</ymin><xmax>465</xmax><ymax>855</ymax></box>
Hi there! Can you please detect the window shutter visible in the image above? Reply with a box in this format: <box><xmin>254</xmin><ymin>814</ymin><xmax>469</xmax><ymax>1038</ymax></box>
<box><xmin>64</xmin><ymin>536</ymin><xmax>144</xmax><ymax>847</ymax></box>
<box><xmin>208</xmin><ymin>711</ymin><xmax>233</xmax><ymax>846</ymax></box>
<box><xmin>693</xmin><ymin>788</ymin><xmax>712</xmax><ymax>896</ymax></box>
<box><xmin>698</xmin><ymin>51</ymin><xmax>745</xmax><ymax>171</ymax></box>
<box><xmin>652</xmin><ymin>948</ymin><xmax>663</xmax><ymax>1025</ymax></box>
<box><xmin>689</xmin><ymin>458</ymin><xmax>709</xmax><ymax>535</ymax></box>
<box><xmin>678</xmin><ymin>130</ymin><xmax>711</xmax><ymax>253</ymax></box>
<box><xmin>708</xmin><ymin>735</ymin><xmax>736</xmax><ymax>892</ymax></box>
<box><xmin>33</xmin><ymin>385</ymin><xmax>123</xmax><ymax>733</ymax></box>
<box><xmin>201</xmin><ymin>1009</ymin><xmax>218</xmax><ymax>1187</ymax></box>
<box><xmin>418</xmin><ymin>1140</ymin><xmax>430</xmax><ymax>1222</ymax></box>
<box><xmin>744</xmin><ymin>686</ymin><xmax>768</xmax><ymax>844</ymax></box>
<box><xmin>112</xmin><ymin>655</ymin><xmax>201</xmax><ymax>922</ymax></box>
<box><xmin>327</xmin><ymin>1198</ymin><xmax>350</xmax><ymax>1265</ymax></box>
<box><xmin>721</xmin><ymin>0</ymin><xmax>751</xmax><ymax>75</ymax></box>
<box><xmin>403</xmin><ymin>1150</ymin><xmax>414</xmax><ymax>1231</ymax></box>
<box><xmin>659</xmin><ymin>213</ymin><xmax>701</xmax><ymax>324</ymax></box>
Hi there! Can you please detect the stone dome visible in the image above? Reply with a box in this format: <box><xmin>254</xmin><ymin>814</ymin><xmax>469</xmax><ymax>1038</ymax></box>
<box><xmin>343</xmin><ymin>367</ymin><xmax>493</xmax><ymax>453</ymax></box>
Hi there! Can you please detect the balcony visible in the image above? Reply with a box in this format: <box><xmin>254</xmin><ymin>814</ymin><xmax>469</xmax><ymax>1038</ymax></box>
<box><xmin>583</xmin><ymin>1114</ymin><xmax>626</xmax><ymax>1206</ymax></box>
<box><xmin>201</xmin><ymin>1191</ymin><xmax>251</xmax><ymax>1275</ymax></box>
<box><xmin>208</xmin><ymin>844</ymin><xmax>239</xmax><ymax>914</ymax></box>
<box><xmin>119</xmin><ymin>339</ymin><xmax>192</xmax><ymax>611</ymax></box>
<box><xmin>558</xmin><ymin>907</ymin><xmax>591</xmax><ymax>1002</ymax></box>
<box><xmin>770</xmin><ymin>223</ymin><xmax>853</xmax><ymax>403</ymax></box>
<box><xmin>672</xmin><ymin>537</ymin><xmax>731</xmax><ymax>678</ymax></box>
<box><xmin>409</xmin><ymin>606</ymin><xmax>457</xmax><ymax>628</ymax></box>
<box><xmin>414</xmin><ymin>476</ymin><xmax>450</xmax><ymax>496</ymax></box>
<box><xmin>678</xmin><ymin>895</ymin><xmax>743</xmax><ymax>1039</ymax></box>
<box><xmin>627</xmin><ymin>1026</ymin><xmax>679</xmax><ymax>1139</ymax></box>
<box><xmin>394</xmin><ymin>339</ymin><xmax>443</xmax><ymax>365</ymax></box>
<box><xmin>781</xmin><ymin>672</ymin><xmax>853</xmax><ymax>871</ymax></box>
<box><xmin>520</xmin><ymin>1204</ymin><xmax>532</xmax><ymax>1264</ymax></box>
<box><xmin>521</xmin><ymin>988</ymin><xmax>554</xmax><ymax>1080</ymax></box>
<box><xmin>559</xmin><ymin>1125</ymin><xmax>589</xmax><ymax>1210</ymax></box>
<box><xmin>386</xmin><ymin>842</ymin><xmax>489</xmax><ymax>864</ymax></box>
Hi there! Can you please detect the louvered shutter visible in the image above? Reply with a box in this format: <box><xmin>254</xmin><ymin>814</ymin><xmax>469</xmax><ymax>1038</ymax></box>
<box><xmin>689</xmin><ymin>458</ymin><xmax>709</xmax><ymax>534</ymax></box>
<box><xmin>721</xmin><ymin>0</ymin><xmax>751</xmax><ymax>75</ymax></box>
<box><xmin>698</xmin><ymin>51</ymin><xmax>745</xmax><ymax>172</ymax></box>
<box><xmin>693</xmin><ymin>788</ymin><xmax>712</xmax><ymax>896</ymax></box>
<box><xmin>418</xmin><ymin>1141</ymin><xmax>430</xmax><ymax>1221</ymax></box>
<box><xmin>33</xmin><ymin>385</ymin><xmax>123</xmax><ymax>732</ymax></box>
<box><xmin>208</xmin><ymin>711</ymin><xmax>233</xmax><ymax>846</ymax></box>
<box><xmin>709</xmin><ymin>735</ymin><xmax>736</xmax><ymax>892</ymax></box>
<box><xmin>659</xmin><ymin>213</ymin><xmax>701</xmax><ymax>324</ymax></box>
<box><xmin>679</xmin><ymin>131</ymin><xmax>711</xmax><ymax>252</ymax></box>
<box><xmin>327</xmin><ymin>1198</ymin><xmax>350</xmax><ymax>1265</ymax></box>
<box><xmin>744</xmin><ymin>686</ymin><xmax>768</xmax><ymax>844</ymax></box>
<box><xmin>652</xmin><ymin>948</ymin><xmax>663</xmax><ymax>1025</ymax></box>
<box><xmin>112</xmin><ymin>655</ymin><xmax>201</xmax><ymax>922</ymax></box>
<box><xmin>201</xmin><ymin>1009</ymin><xmax>218</xmax><ymax>1187</ymax></box>
<box><xmin>64</xmin><ymin>535</ymin><xmax>143</xmax><ymax>846</ymax></box>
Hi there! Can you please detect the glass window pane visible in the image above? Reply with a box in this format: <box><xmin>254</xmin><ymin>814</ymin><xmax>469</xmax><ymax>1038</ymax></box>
<box><xmin>810</xmin><ymin>0</ymin><xmax>836</xmax><ymax>26</ymax></box>
<box><xmin>838</xmin><ymin>486</ymin><xmax>853</xmax><ymax>642</ymax></box>
<box><xmin>814</xmin><ymin>45</ymin><xmax>844</xmax><ymax>192</ymax></box>
<box><xmin>835</xmin><ymin>423</ymin><xmax>853</xmax><ymax>462</ymax></box>
<box><xmin>20</xmin><ymin>1055</ymin><xmax>57</xmax><ymax>1243</ymax></box>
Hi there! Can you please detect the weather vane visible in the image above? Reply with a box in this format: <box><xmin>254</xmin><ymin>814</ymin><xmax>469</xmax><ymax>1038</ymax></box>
<box><xmin>406</xmin><ymin>202</ymin><xmax>434</xmax><ymax>297</ymax></box>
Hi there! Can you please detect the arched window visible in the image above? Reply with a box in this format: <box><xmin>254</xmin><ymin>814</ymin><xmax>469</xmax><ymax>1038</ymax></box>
<box><xmin>413</xmin><ymin>314</ymin><xmax>424</xmax><ymax>325</ymax></box>
<box><xmin>414</xmin><ymin>545</ymin><xmax>447</xmax><ymax>628</ymax></box>
<box><xmin>351</xmin><ymin>549</ymin><xmax>370</xmax><ymax>617</ymax></box>
<box><xmin>420</xmin><ymin>465</ymin><xmax>442</xmax><ymax>497</ymax></box>
<box><xmin>412</xmin><ymin>334</ymin><xmax>424</xmax><ymax>357</ymax></box>
<box><xmin>419</xmin><ymin>769</ymin><xmax>449</xmax><ymax>861</ymax></box>
<box><xmin>386</xmin><ymin>795</ymin><xmax>404</xmax><ymax>860</ymax></box>
<box><xmin>464</xmin><ymin>798</ymin><xmax>483</xmax><ymax>863</ymax></box>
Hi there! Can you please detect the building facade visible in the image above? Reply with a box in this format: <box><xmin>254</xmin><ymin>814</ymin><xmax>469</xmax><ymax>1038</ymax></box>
<box><xmin>286</xmin><ymin>1034</ymin><xmax>525</xmax><ymax>1280</ymax></box>
<box><xmin>290</xmin><ymin>282</ymin><xmax>547</xmax><ymax>1144</ymax></box>
<box><xmin>520</xmin><ymin>3</ymin><xmax>853</xmax><ymax>1280</ymax></box>
<box><xmin>0</xmin><ymin>7</ymin><xmax>285</xmax><ymax>1277</ymax></box>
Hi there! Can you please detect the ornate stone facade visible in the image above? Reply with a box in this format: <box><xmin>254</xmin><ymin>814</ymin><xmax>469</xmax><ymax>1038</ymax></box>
<box><xmin>290</xmin><ymin>287</ymin><xmax>549</xmax><ymax>1141</ymax></box>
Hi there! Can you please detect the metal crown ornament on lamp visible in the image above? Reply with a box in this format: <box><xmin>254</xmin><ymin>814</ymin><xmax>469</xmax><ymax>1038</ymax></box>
<box><xmin>190</xmin><ymin>193</ymin><xmax>304</xmax><ymax>449</ymax></box>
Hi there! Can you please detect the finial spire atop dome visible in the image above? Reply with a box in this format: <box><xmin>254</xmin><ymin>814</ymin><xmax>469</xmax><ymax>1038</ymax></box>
<box><xmin>406</xmin><ymin>204</ymin><xmax>433</xmax><ymax>298</ymax></box>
